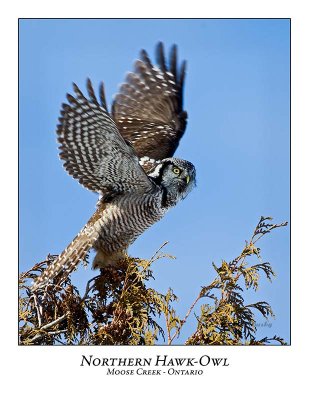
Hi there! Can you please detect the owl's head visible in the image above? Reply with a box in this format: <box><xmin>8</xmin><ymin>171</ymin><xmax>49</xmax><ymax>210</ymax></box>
<box><xmin>149</xmin><ymin>158</ymin><xmax>196</xmax><ymax>207</ymax></box>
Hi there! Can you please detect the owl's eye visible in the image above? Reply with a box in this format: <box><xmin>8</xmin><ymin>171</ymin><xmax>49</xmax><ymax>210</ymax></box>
<box><xmin>172</xmin><ymin>167</ymin><xmax>181</xmax><ymax>175</ymax></box>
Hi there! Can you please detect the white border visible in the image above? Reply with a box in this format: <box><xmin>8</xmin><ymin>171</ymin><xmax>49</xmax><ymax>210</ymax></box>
<box><xmin>1</xmin><ymin>0</ymin><xmax>308</xmax><ymax>397</ymax></box>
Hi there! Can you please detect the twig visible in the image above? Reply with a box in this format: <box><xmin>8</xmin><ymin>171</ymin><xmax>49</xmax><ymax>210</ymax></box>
<box><xmin>28</xmin><ymin>313</ymin><xmax>68</xmax><ymax>343</ymax></box>
<box><xmin>81</xmin><ymin>277</ymin><xmax>97</xmax><ymax>302</ymax></box>
<box><xmin>165</xmin><ymin>313</ymin><xmax>172</xmax><ymax>345</ymax></box>
<box><xmin>148</xmin><ymin>241</ymin><xmax>170</xmax><ymax>265</ymax></box>
<box><xmin>32</xmin><ymin>294</ymin><xmax>42</xmax><ymax>328</ymax></box>
<box><xmin>169</xmin><ymin>292</ymin><xmax>203</xmax><ymax>345</ymax></box>
<box><xmin>47</xmin><ymin>329</ymin><xmax>67</xmax><ymax>335</ymax></box>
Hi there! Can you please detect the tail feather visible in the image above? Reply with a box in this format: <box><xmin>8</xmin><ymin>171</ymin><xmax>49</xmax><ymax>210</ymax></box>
<box><xmin>32</xmin><ymin>204</ymin><xmax>105</xmax><ymax>291</ymax></box>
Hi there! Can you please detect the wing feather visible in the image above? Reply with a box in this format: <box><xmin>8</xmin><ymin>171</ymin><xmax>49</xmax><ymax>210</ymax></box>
<box><xmin>57</xmin><ymin>80</ymin><xmax>154</xmax><ymax>197</ymax></box>
<box><xmin>112</xmin><ymin>42</ymin><xmax>188</xmax><ymax>172</ymax></box>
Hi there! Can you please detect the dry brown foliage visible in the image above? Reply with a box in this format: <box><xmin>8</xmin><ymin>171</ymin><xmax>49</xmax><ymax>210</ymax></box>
<box><xmin>19</xmin><ymin>216</ymin><xmax>288</xmax><ymax>345</ymax></box>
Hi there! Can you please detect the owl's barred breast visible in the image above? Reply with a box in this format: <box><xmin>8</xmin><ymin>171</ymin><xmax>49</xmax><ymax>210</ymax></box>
<box><xmin>92</xmin><ymin>191</ymin><xmax>167</xmax><ymax>265</ymax></box>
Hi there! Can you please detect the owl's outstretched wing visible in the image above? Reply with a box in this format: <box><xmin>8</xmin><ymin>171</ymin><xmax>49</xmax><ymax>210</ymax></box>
<box><xmin>112</xmin><ymin>42</ymin><xmax>188</xmax><ymax>173</ymax></box>
<box><xmin>57</xmin><ymin>79</ymin><xmax>155</xmax><ymax>197</ymax></box>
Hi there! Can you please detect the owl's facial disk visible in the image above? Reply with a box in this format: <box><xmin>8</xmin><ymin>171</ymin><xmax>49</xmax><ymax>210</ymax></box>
<box><xmin>159</xmin><ymin>158</ymin><xmax>196</xmax><ymax>205</ymax></box>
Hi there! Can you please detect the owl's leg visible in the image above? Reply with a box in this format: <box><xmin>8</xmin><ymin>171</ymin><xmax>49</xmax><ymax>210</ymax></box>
<box><xmin>92</xmin><ymin>249</ymin><xmax>127</xmax><ymax>270</ymax></box>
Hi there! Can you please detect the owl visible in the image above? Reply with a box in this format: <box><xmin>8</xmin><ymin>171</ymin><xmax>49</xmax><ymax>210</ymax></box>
<box><xmin>32</xmin><ymin>42</ymin><xmax>196</xmax><ymax>291</ymax></box>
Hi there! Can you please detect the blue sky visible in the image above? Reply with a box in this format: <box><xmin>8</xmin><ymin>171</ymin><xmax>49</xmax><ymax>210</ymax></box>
<box><xmin>19</xmin><ymin>19</ymin><xmax>290</xmax><ymax>344</ymax></box>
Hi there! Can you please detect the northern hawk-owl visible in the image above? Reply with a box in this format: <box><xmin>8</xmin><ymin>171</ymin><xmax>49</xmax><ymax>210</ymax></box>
<box><xmin>33</xmin><ymin>42</ymin><xmax>196</xmax><ymax>291</ymax></box>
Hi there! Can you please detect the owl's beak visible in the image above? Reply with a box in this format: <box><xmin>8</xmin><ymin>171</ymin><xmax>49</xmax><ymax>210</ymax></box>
<box><xmin>180</xmin><ymin>172</ymin><xmax>191</xmax><ymax>185</ymax></box>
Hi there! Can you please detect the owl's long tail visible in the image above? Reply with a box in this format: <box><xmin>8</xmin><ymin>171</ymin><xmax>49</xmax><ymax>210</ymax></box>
<box><xmin>31</xmin><ymin>203</ymin><xmax>106</xmax><ymax>292</ymax></box>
